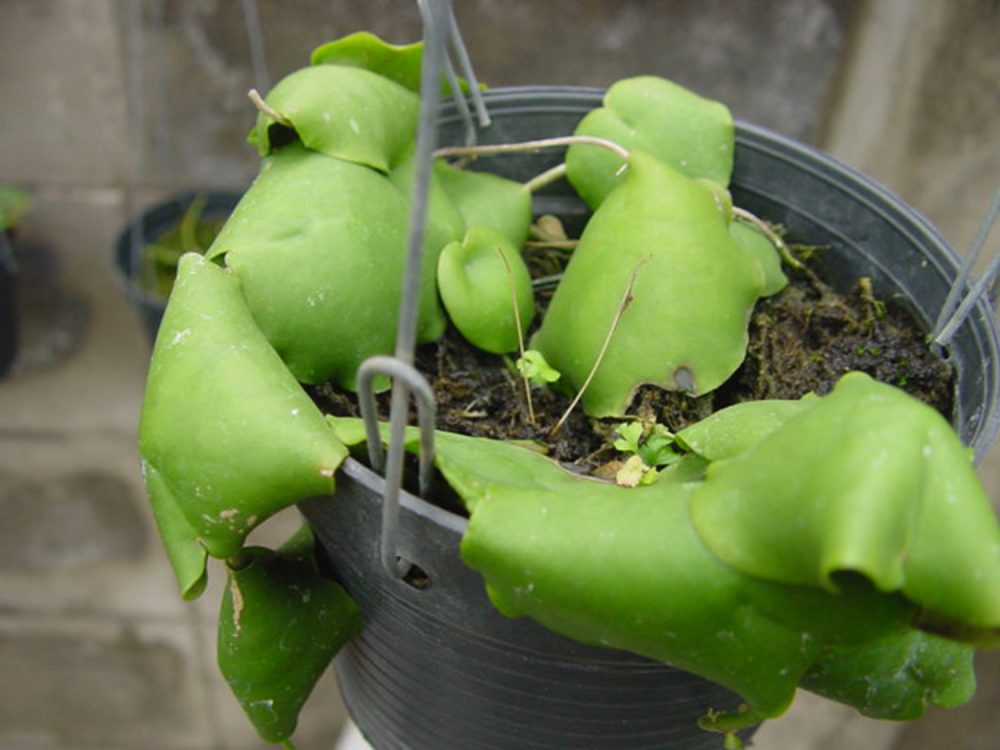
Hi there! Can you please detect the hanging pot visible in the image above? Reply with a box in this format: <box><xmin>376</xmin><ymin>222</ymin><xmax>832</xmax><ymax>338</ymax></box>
<box><xmin>114</xmin><ymin>191</ymin><xmax>240</xmax><ymax>342</ymax></box>
<box><xmin>0</xmin><ymin>230</ymin><xmax>17</xmax><ymax>377</ymax></box>
<box><xmin>299</xmin><ymin>86</ymin><xmax>1000</xmax><ymax>750</ymax></box>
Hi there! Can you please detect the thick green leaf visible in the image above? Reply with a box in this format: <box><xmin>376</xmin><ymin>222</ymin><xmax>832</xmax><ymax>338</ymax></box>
<box><xmin>219</xmin><ymin>529</ymin><xmax>361</xmax><ymax>745</ymax></box>
<box><xmin>434</xmin><ymin>161</ymin><xmax>533</xmax><ymax>248</ymax></box>
<box><xmin>444</xmin><ymin>434</ymin><xmax>914</xmax><ymax>718</ymax></box>
<box><xmin>141</xmin><ymin>461</ymin><xmax>208</xmax><ymax>600</ymax></box>
<box><xmin>437</xmin><ymin>227</ymin><xmax>535</xmax><ymax>353</ymax></box>
<box><xmin>310</xmin><ymin>31</ymin><xmax>476</xmax><ymax>95</ymax></box>
<box><xmin>139</xmin><ymin>253</ymin><xmax>347</xmax><ymax>559</ymax></box>
<box><xmin>248</xmin><ymin>65</ymin><xmax>418</xmax><ymax>172</ymax></box>
<box><xmin>729</xmin><ymin>220</ymin><xmax>788</xmax><ymax>297</ymax></box>
<box><xmin>388</xmin><ymin>148</ymin><xmax>465</xmax><ymax>339</ymax></box>
<box><xmin>676</xmin><ymin>397</ymin><xmax>816</xmax><ymax>461</ymax></box>
<box><xmin>532</xmin><ymin>150</ymin><xmax>765</xmax><ymax>415</ymax></box>
<box><xmin>566</xmin><ymin>76</ymin><xmax>734</xmax><ymax>208</ymax></box>
<box><xmin>692</xmin><ymin>372</ymin><xmax>1000</xmax><ymax>630</ymax></box>
<box><xmin>799</xmin><ymin>629</ymin><xmax>976</xmax><ymax>720</ymax></box>
<box><xmin>329</xmin><ymin>415</ymin><xmax>982</xmax><ymax>719</ymax></box>
<box><xmin>311</xmin><ymin>32</ymin><xmax>424</xmax><ymax>91</ymax></box>
<box><xmin>207</xmin><ymin>144</ymin><xmax>442</xmax><ymax>388</ymax></box>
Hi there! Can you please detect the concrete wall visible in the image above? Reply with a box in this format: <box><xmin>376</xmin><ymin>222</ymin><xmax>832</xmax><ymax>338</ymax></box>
<box><xmin>0</xmin><ymin>1</ymin><xmax>997</xmax><ymax>748</ymax></box>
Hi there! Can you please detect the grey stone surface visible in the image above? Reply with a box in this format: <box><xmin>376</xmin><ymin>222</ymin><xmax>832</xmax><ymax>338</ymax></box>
<box><xmin>0</xmin><ymin>433</ymin><xmax>186</xmax><ymax>621</ymax></box>
<box><xmin>0</xmin><ymin>469</ymin><xmax>146</xmax><ymax>573</ymax></box>
<box><xmin>0</xmin><ymin>618</ymin><xmax>213</xmax><ymax>749</ymax></box>
<box><xmin>104</xmin><ymin>0</ymin><xmax>858</xmax><ymax>193</ymax></box>
<box><xmin>0</xmin><ymin>0</ymin><xmax>129</xmax><ymax>186</ymax></box>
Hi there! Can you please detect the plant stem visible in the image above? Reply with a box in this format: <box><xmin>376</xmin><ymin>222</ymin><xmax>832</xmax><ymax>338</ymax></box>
<box><xmin>732</xmin><ymin>207</ymin><xmax>803</xmax><ymax>270</ymax></box>
<box><xmin>550</xmin><ymin>257</ymin><xmax>648</xmax><ymax>437</ymax></box>
<box><xmin>434</xmin><ymin>135</ymin><xmax>630</xmax><ymax>162</ymax></box>
<box><xmin>523</xmin><ymin>162</ymin><xmax>569</xmax><ymax>193</ymax></box>
<box><xmin>524</xmin><ymin>240</ymin><xmax>579</xmax><ymax>249</ymax></box>
<box><xmin>496</xmin><ymin>247</ymin><xmax>535</xmax><ymax>426</ymax></box>
<box><xmin>247</xmin><ymin>88</ymin><xmax>292</xmax><ymax>126</ymax></box>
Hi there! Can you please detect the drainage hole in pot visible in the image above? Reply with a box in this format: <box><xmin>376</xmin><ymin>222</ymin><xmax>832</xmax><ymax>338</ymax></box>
<box><xmin>398</xmin><ymin>558</ymin><xmax>432</xmax><ymax>590</ymax></box>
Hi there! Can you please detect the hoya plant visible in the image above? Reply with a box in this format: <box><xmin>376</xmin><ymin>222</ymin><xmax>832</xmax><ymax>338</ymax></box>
<box><xmin>139</xmin><ymin>32</ymin><xmax>999</xmax><ymax>748</ymax></box>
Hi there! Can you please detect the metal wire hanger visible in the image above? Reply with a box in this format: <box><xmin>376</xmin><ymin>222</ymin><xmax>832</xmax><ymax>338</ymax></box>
<box><xmin>356</xmin><ymin>0</ymin><xmax>489</xmax><ymax>579</ymax></box>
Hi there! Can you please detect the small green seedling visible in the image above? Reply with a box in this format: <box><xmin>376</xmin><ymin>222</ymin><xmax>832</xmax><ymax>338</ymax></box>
<box><xmin>515</xmin><ymin>349</ymin><xmax>561</xmax><ymax>387</ymax></box>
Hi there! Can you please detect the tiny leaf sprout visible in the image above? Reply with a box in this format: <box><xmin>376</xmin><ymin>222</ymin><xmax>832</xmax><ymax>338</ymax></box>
<box><xmin>516</xmin><ymin>349</ymin><xmax>561</xmax><ymax>388</ymax></box>
<box><xmin>612</xmin><ymin>421</ymin><xmax>681</xmax><ymax>486</ymax></box>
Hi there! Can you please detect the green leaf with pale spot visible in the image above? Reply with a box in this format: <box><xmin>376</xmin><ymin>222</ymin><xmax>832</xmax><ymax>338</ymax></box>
<box><xmin>139</xmin><ymin>253</ymin><xmax>347</xmax><ymax>560</ymax></box>
<box><xmin>219</xmin><ymin>527</ymin><xmax>361</xmax><ymax>745</ymax></box>
<box><xmin>532</xmin><ymin>150</ymin><xmax>765</xmax><ymax>415</ymax></box>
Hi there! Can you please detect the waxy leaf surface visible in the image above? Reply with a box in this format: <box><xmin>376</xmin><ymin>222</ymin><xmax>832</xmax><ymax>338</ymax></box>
<box><xmin>729</xmin><ymin>220</ymin><xmax>788</xmax><ymax>297</ymax></box>
<box><xmin>435</xmin><ymin>161</ymin><xmax>533</xmax><ymax>248</ymax></box>
<box><xmin>208</xmin><ymin>144</ymin><xmax>442</xmax><ymax>389</ymax></box>
<box><xmin>219</xmin><ymin>528</ymin><xmax>361</xmax><ymax>745</ymax></box>
<box><xmin>310</xmin><ymin>31</ymin><xmax>475</xmax><ymax>95</ymax></box>
<box><xmin>566</xmin><ymin>75</ymin><xmax>734</xmax><ymax>208</ymax></box>
<box><xmin>438</xmin><ymin>227</ymin><xmax>535</xmax><ymax>353</ymax></box>
<box><xmin>692</xmin><ymin>372</ymin><xmax>1000</xmax><ymax>630</ymax></box>
<box><xmin>532</xmin><ymin>150</ymin><xmax>765</xmax><ymax>415</ymax></box>
<box><xmin>799</xmin><ymin>629</ymin><xmax>975</xmax><ymax>720</ymax></box>
<box><xmin>139</xmin><ymin>253</ymin><xmax>346</xmax><ymax>561</ymax></box>
<box><xmin>330</xmin><ymin>416</ymin><xmax>976</xmax><ymax>720</ymax></box>
<box><xmin>248</xmin><ymin>65</ymin><xmax>418</xmax><ymax>172</ymax></box>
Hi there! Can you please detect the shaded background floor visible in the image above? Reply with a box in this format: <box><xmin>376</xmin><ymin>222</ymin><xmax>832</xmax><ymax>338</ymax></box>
<box><xmin>1</xmin><ymin>1</ymin><xmax>998</xmax><ymax>748</ymax></box>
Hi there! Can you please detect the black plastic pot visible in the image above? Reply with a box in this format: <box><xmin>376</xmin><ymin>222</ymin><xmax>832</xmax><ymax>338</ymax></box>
<box><xmin>299</xmin><ymin>87</ymin><xmax>1000</xmax><ymax>750</ymax></box>
<box><xmin>0</xmin><ymin>231</ymin><xmax>17</xmax><ymax>377</ymax></box>
<box><xmin>114</xmin><ymin>191</ymin><xmax>240</xmax><ymax>342</ymax></box>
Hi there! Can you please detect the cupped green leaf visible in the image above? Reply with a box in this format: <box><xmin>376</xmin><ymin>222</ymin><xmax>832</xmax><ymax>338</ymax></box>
<box><xmin>248</xmin><ymin>65</ymin><xmax>419</xmax><ymax>172</ymax></box>
<box><xmin>139</xmin><ymin>253</ymin><xmax>347</xmax><ymax>559</ymax></box>
<box><xmin>311</xmin><ymin>32</ymin><xmax>425</xmax><ymax>91</ymax></box>
<box><xmin>532</xmin><ymin>149</ymin><xmax>765</xmax><ymax>416</ymax></box>
<box><xmin>328</xmin><ymin>417</ymin><xmax>978</xmax><ymax>719</ymax></box>
<box><xmin>566</xmin><ymin>76</ymin><xmax>734</xmax><ymax>208</ymax></box>
<box><xmin>729</xmin><ymin>220</ymin><xmax>788</xmax><ymax>297</ymax></box>
<box><xmin>435</xmin><ymin>160</ymin><xmax>533</xmax><ymax>248</ymax></box>
<box><xmin>310</xmin><ymin>31</ymin><xmax>476</xmax><ymax>95</ymax></box>
<box><xmin>437</xmin><ymin>227</ymin><xmax>535</xmax><ymax>353</ymax></box>
<box><xmin>692</xmin><ymin>372</ymin><xmax>1000</xmax><ymax>630</ymax></box>
<box><xmin>676</xmin><ymin>396</ymin><xmax>817</xmax><ymax>462</ymax></box>
<box><xmin>389</xmin><ymin>148</ymin><xmax>466</xmax><ymax>341</ymax></box>
<box><xmin>219</xmin><ymin>527</ymin><xmax>361</xmax><ymax>745</ymax></box>
<box><xmin>799</xmin><ymin>629</ymin><xmax>976</xmax><ymax>720</ymax></box>
<box><xmin>440</xmin><ymin>434</ymin><xmax>914</xmax><ymax>718</ymax></box>
<box><xmin>207</xmin><ymin>143</ymin><xmax>442</xmax><ymax>389</ymax></box>
<box><xmin>142</xmin><ymin>460</ymin><xmax>208</xmax><ymax>600</ymax></box>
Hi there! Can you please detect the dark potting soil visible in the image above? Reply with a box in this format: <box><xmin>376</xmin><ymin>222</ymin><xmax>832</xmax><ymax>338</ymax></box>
<box><xmin>309</xmin><ymin>256</ymin><xmax>954</xmax><ymax>477</ymax></box>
